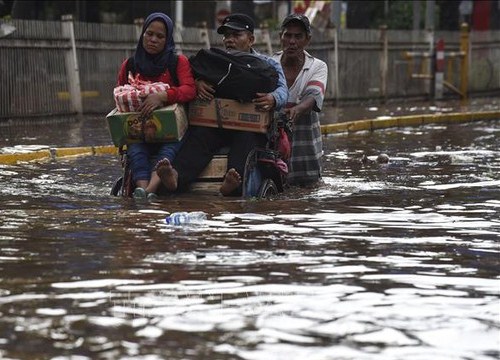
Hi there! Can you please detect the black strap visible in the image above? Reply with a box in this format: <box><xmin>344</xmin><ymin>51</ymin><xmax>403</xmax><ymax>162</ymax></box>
<box><xmin>126</xmin><ymin>55</ymin><xmax>179</xmax><ymax>86</ymax></box>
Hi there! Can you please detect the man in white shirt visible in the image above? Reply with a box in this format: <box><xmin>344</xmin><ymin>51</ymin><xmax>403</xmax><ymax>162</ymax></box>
<box><xmin>272</xmin><ymin>14</ymin><xmax>328</xmax><ymax>186</ymax></box>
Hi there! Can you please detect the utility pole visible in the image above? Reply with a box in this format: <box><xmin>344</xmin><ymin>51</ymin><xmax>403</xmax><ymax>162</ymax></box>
<box><xmin>331</xmin><ymin>0</ymin><xmax>342</xmax><ymax>29</ymax></box>
<box><xmin>425</xmin><ymin>0</ymin><xmax>435</xmax><ymax>30</ymax></box>
<box><xmin>413</xmin><ymin>0</ymin><xmax>422</xmax><ymax>30</ymax></box>
<box><xmin>175</xmin><ymin>0</ymin><xmax>183</xmax><ymax>29</ymax></box>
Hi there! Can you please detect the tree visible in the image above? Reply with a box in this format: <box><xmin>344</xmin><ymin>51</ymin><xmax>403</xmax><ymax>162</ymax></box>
<box><xmin>437</xmin><ymin>0</ymin><xmax>460</xmax><ymax>30</ymax></box>
<box><xmin>346</xmin><ymin>0</ymin><xmax>384</xmax><ymax>29</ymax></box>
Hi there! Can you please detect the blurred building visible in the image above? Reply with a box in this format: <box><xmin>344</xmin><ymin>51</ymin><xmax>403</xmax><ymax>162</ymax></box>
<box><xmin>1</xmin><ymin>0</ymin><xmax>286</xmax><ymax>29</ymax></box>
<box><xmin>1</xmin><ymin>0</ymin><xmax>498</xmax><ymax>31</ymax></box>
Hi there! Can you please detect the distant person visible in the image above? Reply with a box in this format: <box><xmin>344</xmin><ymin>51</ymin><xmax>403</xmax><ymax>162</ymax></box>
<box><xmin>272</xmin><ymin>14</ymin><xmax>328</xmax><ymax>186</ymax></box>
<box><xmin>156</xmin><ymin>13</ymin><xmax>288</xmax><ymax>196</ymax></box>
<box><xmin>116</xmin><ymin>12</ymin><xmax>196</xmax><ymax>199</ymax></box>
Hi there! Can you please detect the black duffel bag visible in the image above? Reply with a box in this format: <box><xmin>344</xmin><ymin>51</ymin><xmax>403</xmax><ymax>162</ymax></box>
<box><xmin>189</xmin><ymin>47</ymin><xmax>278</xmax><ymax>102</ymax></box>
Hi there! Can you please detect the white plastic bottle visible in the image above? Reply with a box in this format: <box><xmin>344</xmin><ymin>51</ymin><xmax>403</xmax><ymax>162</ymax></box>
<box><xmin>165</xmin><ymin>211</ymin><xmax>207</xmax><ymax>226</ymax></box>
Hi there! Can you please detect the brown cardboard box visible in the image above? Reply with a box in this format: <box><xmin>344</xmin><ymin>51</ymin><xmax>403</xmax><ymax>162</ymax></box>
<box><xmin>188</xmin><ymin>98</ymin><xmax>271</xmax><ymax>133</ymax></box>
<box><xmin>106</xmin><ymin>104</ymin><xmax>188</xmax><ymax>147</ymax></box>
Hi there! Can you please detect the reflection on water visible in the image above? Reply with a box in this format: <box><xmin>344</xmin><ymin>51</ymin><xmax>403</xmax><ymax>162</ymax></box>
<box><xmin>0</xmin><ymin>120</ymin><xmax>499</xmax><ymax>359</ymax></box>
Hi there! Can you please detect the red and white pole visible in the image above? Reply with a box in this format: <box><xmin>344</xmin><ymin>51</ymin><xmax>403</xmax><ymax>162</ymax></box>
<box><xmin>434</xmin><ymin>39</ymin><xmax>445</xmax><ymax>99</ymax></box>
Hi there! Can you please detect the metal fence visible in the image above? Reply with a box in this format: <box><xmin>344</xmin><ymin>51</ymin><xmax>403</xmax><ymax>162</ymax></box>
<box><xmin>1</xmin><ymin>17</ymin><xmax>499</xmax><ymax>119</ymax></box>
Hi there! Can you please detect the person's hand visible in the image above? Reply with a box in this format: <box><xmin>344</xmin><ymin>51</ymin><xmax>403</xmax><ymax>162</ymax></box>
<box><xmin>284</xmin><ymin>106</ymin><xmax>300</xmax><ymax>123</ymax></box>
<box><xmin>138</xmin><ymin>92</ymin><xmax>165</xmax><ymax>119</ymax></box>
<box><xmin>284</xmin><ymin>98</ymin><xmax>315</xmax><ymax>122</ymax></box>
<box><xmin>196</xmin><ymin>79</ymin><xmax>215</xmax><ymax>101</ymax></box>
<box><xmin>253</xmin><ymin>92</ymin><xmax>275</xmax><ymax>112</ymax></box>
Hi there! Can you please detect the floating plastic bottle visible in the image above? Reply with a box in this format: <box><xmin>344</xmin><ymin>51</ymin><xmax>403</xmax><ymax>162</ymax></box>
<box><xmin>165</xmin><ymin>211</ymin><xmax>207</xmax><ymax>226</ymax></box>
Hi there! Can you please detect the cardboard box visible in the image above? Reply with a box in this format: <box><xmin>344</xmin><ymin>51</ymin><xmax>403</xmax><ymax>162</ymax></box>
<box><xmin>188</xmin><ymin>98</ymin><xmax>271</xmax><ymax>133</ymax></box>
<box><xmin>106</xmin><ymin>104</ymin><xmax>188</xmax><ymax>147</ymax></box>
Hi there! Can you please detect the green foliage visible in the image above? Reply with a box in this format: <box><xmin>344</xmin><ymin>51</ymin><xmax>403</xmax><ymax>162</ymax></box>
<box><xmin>388</xmin><ymin>1</ymin><xmax>414</xmax><ymax>29</ymax></box>
<box><xmin>347</xmin><ymin>0</ymin><xmax>427</xmax><ymax>30</ymax></box>
<box><xmin>263</xmin><ymin>18</ymin><xmax>282</xmax><ymax>32</ymax></box>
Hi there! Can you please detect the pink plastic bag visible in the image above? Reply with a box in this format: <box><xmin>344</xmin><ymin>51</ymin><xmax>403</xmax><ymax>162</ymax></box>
<box><xmin>277</xmin><ymin>127</ymin><xmax>291</xmax><ymax>161</ymax></box>
<box><xmin>113</xmin><ymin>73</ymin><xmax>170</xmax><ymax>113</ymax></box>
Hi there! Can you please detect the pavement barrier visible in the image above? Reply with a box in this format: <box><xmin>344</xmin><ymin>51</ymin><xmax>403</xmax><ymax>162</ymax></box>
<box><xmin>321</xmin><ymin>110</ymin><xmax>500</xmax><ymax>135</ymax></box>
<box><xmin>0</xmin><ymin>145</ymin><xmax>118</xmax><ymax>165</ymax></box>
<box><xmin>57</xmin><ymin>90</ymin><xmax>100</xmax><ymax>100</ymax></box>
<box><xmin>0</xmin><ymin>110</ymin><xmax>498</xmax><ymax>165</ymax></box>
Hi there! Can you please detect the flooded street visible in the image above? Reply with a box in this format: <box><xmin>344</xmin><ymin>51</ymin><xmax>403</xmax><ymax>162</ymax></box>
<box><xmin>0</xmin><ymin>115</ymin><xmax>499</xmax><ymax>359</ymax></box>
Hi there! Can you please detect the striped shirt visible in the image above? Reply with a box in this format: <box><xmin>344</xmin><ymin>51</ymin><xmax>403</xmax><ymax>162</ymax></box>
<box><xmin>272</xmin><ymin>50</ymin><xmax>328</xmax><ymax>185</ymax></box>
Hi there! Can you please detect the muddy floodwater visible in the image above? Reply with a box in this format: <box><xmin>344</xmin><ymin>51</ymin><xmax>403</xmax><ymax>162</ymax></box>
<box><xmin>0</xmin><ymin>116</ymin><xmax>499</xmax><ymax>359</ymax></box>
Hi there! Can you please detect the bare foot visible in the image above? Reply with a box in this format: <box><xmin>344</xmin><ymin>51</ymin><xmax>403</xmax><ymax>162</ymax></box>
<box><xmin>155</xmin><ymin>158</ymin><xmax>178</xmax><ymax>191</ymax></box>
<box><xmin>219</xmin><ymin>168</ymin><xmax>242</xmax><ymax>196</ymax></box>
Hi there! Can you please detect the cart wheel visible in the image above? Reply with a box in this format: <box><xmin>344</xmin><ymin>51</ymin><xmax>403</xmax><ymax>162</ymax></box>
<box><xmin>110</xmin><ymin>176</ymin><xmax>123</xmax><ymax>196</ymax></box>
<box><xmin>257</xmin><ymin>178</ymin><xmax>278</xmax><ymax>199</ymax></box>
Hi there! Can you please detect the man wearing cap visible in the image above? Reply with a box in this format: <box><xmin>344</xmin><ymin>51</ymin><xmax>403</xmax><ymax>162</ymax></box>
<box><xmin>156</xmin><ymin>13</ymin><xmax>287</xmax><ymax>196</ymax></box>
<box><xmin>273</xmin><ymin>14</ymin><xmax>328</xmax><ymax>186</ymax></box>
<box><xmin>196</xmin><ymin>13</ymin><xmax>287</xmax><ymax>110</ymax></box>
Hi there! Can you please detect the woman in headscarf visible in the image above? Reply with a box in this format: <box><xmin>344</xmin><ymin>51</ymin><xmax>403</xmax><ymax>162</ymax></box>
<box><xmin>116</xmin><ymin>12</ymin><xmax>196</xmax><ymax>200</ymax></box>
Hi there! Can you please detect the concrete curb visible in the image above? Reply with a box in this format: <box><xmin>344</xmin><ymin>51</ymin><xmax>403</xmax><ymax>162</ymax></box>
<box><xmin>0</xmin><ymin>110</ymin><xmax>498</xmax><ymax>165</ymax></box>
<box><xmin>321</xmin><ymin>110</ymin><xmax>500</xmax><ymax>135</ymax></box>
<box><xmin>0</xmin><ymin>145</ymin><xmax>118</xmax><ymax>165</ymax></box>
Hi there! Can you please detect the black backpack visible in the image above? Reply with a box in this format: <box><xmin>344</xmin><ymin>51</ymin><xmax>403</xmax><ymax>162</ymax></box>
<box><xmin>189</xmin><ymin>48</ymin><xmax>278</xmax><ymax>102</ymax></box>
<box><xmin>126</xmin><ymin>55</ymin><xmax>179</xmax><ymax>86</ymax></box>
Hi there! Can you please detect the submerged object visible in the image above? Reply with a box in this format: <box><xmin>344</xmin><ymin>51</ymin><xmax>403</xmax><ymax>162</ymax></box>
<box><xmin>165</xmin><ymin>211</ymin><xmax>207</xmax><ymax>226</ymax></box>
<box><xmin>376</xmin><ymin>153</ymin><xmax>390</xmax><ymax>164</ymax></box>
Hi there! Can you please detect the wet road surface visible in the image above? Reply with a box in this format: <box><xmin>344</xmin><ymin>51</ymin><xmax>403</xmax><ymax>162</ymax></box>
<box><xmin>0</xmin><ymin>111</ymin><xmax>499</xmax><ymax>359</ymax></box>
